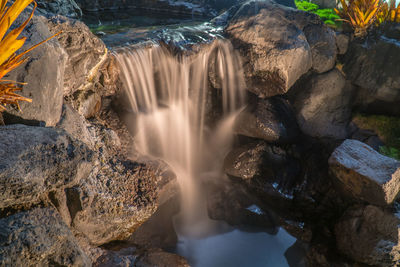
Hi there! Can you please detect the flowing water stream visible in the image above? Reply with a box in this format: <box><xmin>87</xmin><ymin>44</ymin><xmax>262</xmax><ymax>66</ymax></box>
<box><xmin>114</xmin><ymin>39</ymin><xmax>297</xmax><ymax>266</ymax></box>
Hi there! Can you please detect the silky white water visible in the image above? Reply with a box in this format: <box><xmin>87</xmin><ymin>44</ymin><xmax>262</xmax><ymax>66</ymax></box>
<box><xmin>115</xmin><ymin>39</ymin><xmax>297</xmax><ymax>266</ymax></box>
<box><xmin>115</xmin><ymin>39</ymin><xmax>245</xmax><ymax>232</ymax></box>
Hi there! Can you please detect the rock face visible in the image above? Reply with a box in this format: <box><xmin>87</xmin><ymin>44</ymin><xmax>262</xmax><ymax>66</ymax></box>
<box><xmin>47</xmin><ymin>16</ymin><xmax>108</xmax><ymax>97</ymax></box>
<box><xmin>37</xmin><ymin>0</ymin><xmax>82</xmax><ymax>18</ymax></box>
<box><xmin>0</xmin><ymin>207</ymin><xmax>90</xmax><ymax>266</ymax></box>
<box><xmin>329</xmin><ymin>139</ymin><xmax>400</xmax><ymax>206</ymax></box>
<box><xmin>226</xmin><ymin>0</ymin><xmax>337</xmax><ymax>97</ymax></box>
<box><xmin>70</xmin><ymin>159</ymin><xmax>177</xmax><ymax>245</ymax></box>
<box><xmin>335</xmin><ymin>205</ymin><xmax>400</xmax><ymax>266</ymax></box>
<box><xmin>0</xmin><ymin>125</ymin><xmax>93</xmax><ymax>210</ymax></box>
<box><xmin>234</xmin><ymin>95</ymin><xmax>299</xmax><ymax>143</ymax></box>
<box><xmin>289</xmin><ymin>69</ymin><xmax>352</xmax><ymax>139</ymax></box>
<box><xmin>4</xmin><ymin>15</ymin><xmax>67</xmax><ymax>126</ymax></box>
<box><xmin>344</xmin><ymin>36</ymin><xmax>400</xmax><ymax>116</ymax></box>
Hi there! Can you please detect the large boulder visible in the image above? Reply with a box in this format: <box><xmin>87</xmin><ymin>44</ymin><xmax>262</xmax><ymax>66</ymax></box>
<box><xmin>234</xmin><ymin>95</ymin><xmax>300</xmax><ymax>143</ymax></box>
<box><xmin>289</xmin><ymin>69</ymin><xmax>352</xmax><ymax>139</ymax></box>
<box><xmin>0</xmin><ymin>125</ymin><xmax>93</xmax><ymax>210</ymax></box>
<box><xmin>0</xmin><ymin>207</ymin><xmax>90</xmax><ymax>266</ymax></box>
<box><xmin>335</xmin><ymin>205</ymin><xmax>400</xmax><ymax>266</ymax></box>
<box><xmin>68</xmin><ymin>159</ymin><xmax>178</xmax><ymax>246</ymax></box>
<box><xmin>344</xmin><ymin>36</ymin><xmax>400</xmax><ymax>116</ymax></box>
<box><xmin>47</xmin><ymin>16</ymin><xmax>108</xmax><ymax>97</ymax></box>
<box><xmin>4</xmin><ymin>15</ymin><xmax>67</xmax><ymax>126</ymax></box>
<box><xmin>225</xmin><ymin>0</ymin><xmax>337</xmax><ymax>97</ymax></box>
<box><xmin>329</xmin><ymin>139</ymin><xmax>400</xmax><ymax>206</ymax></box>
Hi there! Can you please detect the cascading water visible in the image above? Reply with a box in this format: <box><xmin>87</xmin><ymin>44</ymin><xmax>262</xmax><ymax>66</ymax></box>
<box><xmin>114</xmin><ymin>39</ymin><xmax>297</xmax><ymax>267</ymax></box>
<box><xmin>115</xmin><ymin>39</ymin><xmax>245</xmax><ymax>232</ymax></box>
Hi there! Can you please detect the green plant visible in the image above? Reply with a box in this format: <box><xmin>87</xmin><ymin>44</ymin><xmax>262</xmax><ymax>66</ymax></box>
<box><xmin>295</xmin><ymin>0</ymin><xmax>341</xmax><ymax>28</ymax></box>
<box><xmin>0</xmin><ymin>0</ymin><xmax>58</xmax><ymax>111</ymax></box>
<box><xmin>379</xmin><ymin>146</ymin><xmax>400</xmax><ymax>160</ymax></box>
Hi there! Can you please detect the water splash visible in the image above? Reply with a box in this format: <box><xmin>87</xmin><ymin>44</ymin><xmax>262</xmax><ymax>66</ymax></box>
<box><xmin>114</xmin><ymin>39</ymin><xmax>246</xmax><ymax>236</ymax></box>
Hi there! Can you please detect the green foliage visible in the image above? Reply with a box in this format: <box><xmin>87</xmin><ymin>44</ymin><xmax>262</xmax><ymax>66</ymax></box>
<box><xmin>295</xmin><ymin>0</ymin><xmax>341</xmax><ymax>28</ymax></box>
<box><xmin>353</xmin><ymin>113</ymin><xmax>400</xmax><ymax>159</ymax></box>
<box><xmin>380</xmin><ymin>146</ymin><xmax>400</xmax><ymax>160</ymax></box>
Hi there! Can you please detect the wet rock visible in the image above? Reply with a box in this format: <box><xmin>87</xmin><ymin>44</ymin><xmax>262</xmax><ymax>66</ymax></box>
<box><xmin>69</xmin><ymin>159</ymin><xmax>178</xmax><ymax>246</ymax></box>
<box><xmin>224</xmin><ymin>140</ymin><xmax>301</xmax><ymax>196</ymax></box>
<box><xmin>94</xmin><ymin>248</ymin><xmax>137</xmax><ymax>267</ymax></box>
<box><xmin>303</xmin><ymin>24</ymin><xmax>336</xmax><ymax>73</ymax></box>
<box><xmin>329</xmin><ymin>139</ymin><xmax>400</xmax><ymax>206</ymax></box>
<box><xmin>234</xmin><ymin>95</ymin><xmax>300</xmax><ymax>143</ymax></box>
<box><xmin>73</xmin><ymin>90</ymin><xmax>102</xmax><ymax>118</ymax></box>
<box><xmin>0</xmin><ymin>207</ymin><xmax>90</xmax><ymax>266</ymax></box>
<box><xmin>335</xmin><ymin>205</ymin><xmax>400</xmax><ymax>266</ymax></box>
<box><xmin>0</xmin><ymin>125</ymin><xmax>93</xmax><ymax>210</ymax></box>
<box><xmin>344</xmin><ymin>37</ymin><xmax>400</xmax><ymax>116</ymax></box>
<box><xmin>4</xmin><ymin>15</ymin><xmax>67</xmax><ymax>126</ymax></box>
<box><xmin>37</xmin><ymin>0</ymin><xmax>82</xmax><ymax>18</ymax></box>
<box><xmin>135</xmin><ymin>248</ymin><xmax>190</xmax><ymax>267</ymax></box>
<box><xmin>289</xmin><ymin>69</ymin><xmax>352</xmax><ymax>139</ymax></box>
<box><xmin>335</xmin><ymin>32</ymin><xmax>349</xmax><ymax>55</ymax></box>
<box><xmin>47</xmin><ymin>16</ymin><xmax>107</xmax><ymax>96</ymax></box>
<box><xmin>226</xmin><ymin>0</ymin><xmax>312</xmax><ymax>97</ymax></box>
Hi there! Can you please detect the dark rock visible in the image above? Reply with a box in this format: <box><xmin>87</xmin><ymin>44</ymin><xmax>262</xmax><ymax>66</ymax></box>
<box><xmin>0</xmin><ymin>125</ymin><xmax>93</xmax><ymax>209</ymax></box>
<box><xmin>310</xmin><ymin>0</ymin><xmax>336</xmax><ymax>8</ymax></box>
<box><xmin>234</xmin><ymin>95</ymin><xmax>300</xmax><ymax>143</ymax></box>
<box><xmin>93</xmin><ymin>248</ymin><xmax>137</xmax><ymax>267</ymax></box>
<box><xmin>135</xmin><ymin>248</ymin><xmax>190</xmax><ymax>267</ymax></box>
<box><xmin>37</xmin><ymin>0</ymin><xmax>82</xmax><ymax>18</ymax></box>
<box><xmin>335</xmin><ymin>205</ymin><xmax>400</xmax><ymax>266</ymax></box>
<box><xmin>303</xmin><ymin>24</ymin><xmax>336</xmax><ymax>73</ymax></box>
<box><xmin>350</xmin><ymin>125</ymin><xmax>385</xmax><ymax>151</ymax></box>
<box><xmin>47</xmin><ymin>16</ymin><xmax>108</xmax><ymax>97</ymax></box>
<box><xmin>0</xmin><ymin>207</ymin><xmax>90</xmax><ymax>266</ymax></box>
<box><xmin>289</xmin><ymin>69</ymin><xmax>353</xmax><ymax>139</ymax></box>
<box><xmin>4</xmin><ymin>15</ymin><xmax>67</xmax><ymax>126</ymax></box>
<box><xmin>329</xmin><ymin>139</ymin><xmax>400</xmax><ymax>206</ymax></box>
<box><xmin>344</xmin><ymin>36</ymin><xmax>400</xmax><ymax>116</ymax></box>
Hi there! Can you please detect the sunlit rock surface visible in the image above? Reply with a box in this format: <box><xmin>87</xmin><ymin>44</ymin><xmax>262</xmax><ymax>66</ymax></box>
<box><xmin>329</xmin><ymin>139</ymin><xmax>400</xmax><ymax>206</ymax></box>
<box><xmin>4</xmin><ymin>15</ymin><xmax>67</xmax><ymax>126</ymax></box>
<box><xmin>0</xmin><ymin>208</ymin><xmax>90</xmax><ymax>267</ymax></box>
<box><xmin>0</xmin><ymin>125</ymin><xmax>93</xmax><ymax>210</ymax></box>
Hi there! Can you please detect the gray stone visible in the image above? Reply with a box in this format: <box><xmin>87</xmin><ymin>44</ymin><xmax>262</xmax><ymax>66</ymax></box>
<box><xmin>329</xmin><ymin>139</ymin><xmax>400</xmax><ymax>206</ymax></box>
<box><xmin>344</xmin><ymin>37</ymin><xmax>400</xmax><ymax>116</ymax></box>
<box><xmin>0</xmin><ymin>125</ymin><xmax>93</xmax><ymax>209</ymax></box>
<box><xmin>47</xmin><ymin>16</ymin><xmax>107</xmax><ymax>96</ymax></box>
<box><xmin>0</xmin><ymin>207</ymin><xmax>91</xmax><ymax>266</ymax></box>
<box><xmin>234</xmin><ymin>95</ymin><xmax>300</xmax><ymax>143</ymax></box>
<box><xmin>4</xmin><ymin>15</ymin><xmax>67</xmax><ymax>126</ymax></box>
<box><xmin>311</xmin><ymin>0</ymin><xmax>336</xmax><ymax>8</ymax></box>
<box><xmin>335</xmin><ymin>32</ymin><xmax>349</xmax><ymax>55</ymax></box>
<box><xmin>73</xmin><ymin>89</ymin><xmax>102</xmax><ymax>118</ymax></box>
<box><xmin>304</xmin><ymin>24</ymin><xmax>337</xmax><ymax>73</ymax></box>
<box><xmin>69</xmin><ymin>159</ymin><xmax>179</xmax><ymax>246</ymax></box>
<box><xmin>37</xmin><ymin>0</ymin><xmax>82</xmax><ymax>18</ymax></box>
<box><xmin>289</xmin><ymin>68</ymin><xmax>352</xmax><ymax>139</ymax></box>
<box><xmin>226</xmin><ymin>0</ymin><xmax>313</xmax><ymax>97</ymax></box>
<box><xmin>335</xmin><ymin>205</ymin><xmax>400</xmax><ymax>266</ymax></box>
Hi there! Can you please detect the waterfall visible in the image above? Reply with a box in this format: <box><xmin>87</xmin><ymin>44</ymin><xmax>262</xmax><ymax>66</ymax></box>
<box><xmin>114</xmin><ymin>39</ymin><xmax>246</xmax><ymax>237</ymax></box>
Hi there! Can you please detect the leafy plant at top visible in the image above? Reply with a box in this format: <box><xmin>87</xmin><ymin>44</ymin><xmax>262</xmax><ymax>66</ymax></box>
<box><xmin>376</xmin><ymin>0</ymin><xmax>400</xmax><ymax>24</ymax></box>
<box><xmin>295</xmin><ymin>0</ymin><xmax>341</xmax><ymax>28</ymax></box>
<box><xmin>0</xmin><ymin>0</ymin><xmax>59</xmax><ymax>112</ymax></box>
<box><xmin>334</xmin><ymin>0</ymin><xmax>380</xmax><ymax>37</ymax></box>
